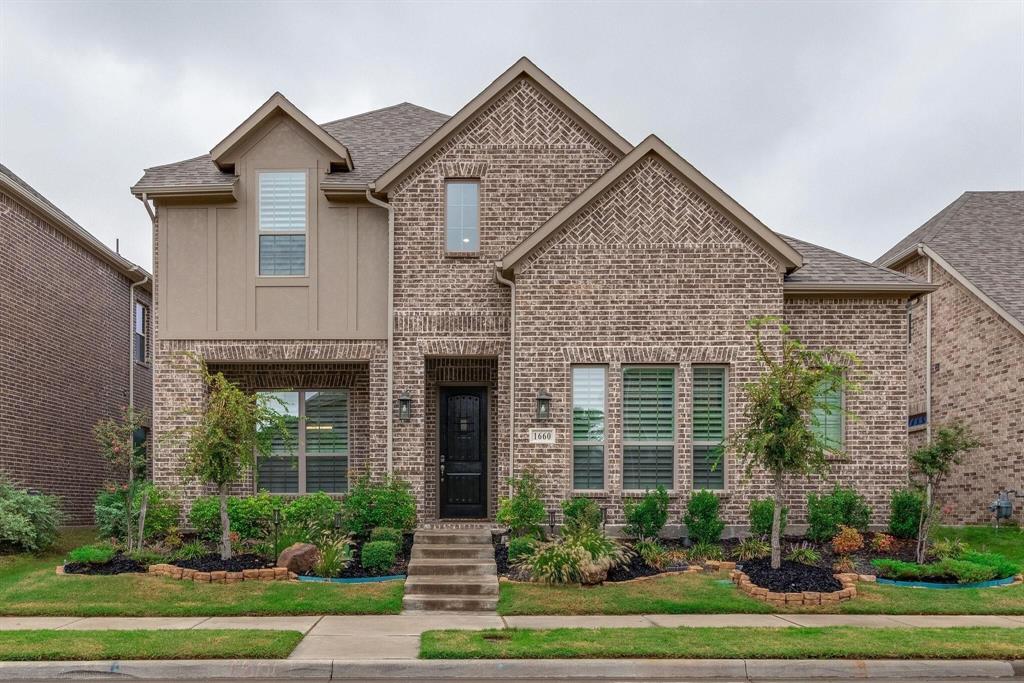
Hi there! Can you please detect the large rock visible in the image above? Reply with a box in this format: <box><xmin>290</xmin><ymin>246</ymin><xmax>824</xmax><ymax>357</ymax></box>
<box><xmin>276</xmin><ymin>543</ymin><xmax>320</xmax><ymax>574</ymax></box>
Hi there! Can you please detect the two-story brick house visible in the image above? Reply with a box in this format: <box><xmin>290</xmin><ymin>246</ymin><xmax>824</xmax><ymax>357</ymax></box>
<box><xmin>133</xmin><ymin>58</ymin><xmax>930</xmax><ymax>532</ymax></box>
<box><xmin>1</xmin><ymin>163</ymin><xmax>152</xmax><ymax>525</ymax></box>
<box><xmin>877</xmin><ymin>192</ymin><xmax>1023</xmax><ymax>524</ymax></box>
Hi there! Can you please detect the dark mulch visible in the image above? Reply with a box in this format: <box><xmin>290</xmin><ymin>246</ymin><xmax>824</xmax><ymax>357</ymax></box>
<box><xmin>173</xmin><ymin>553</ymin><xmax>272</xmax><ymax>572</ymax></box>
<box><xmin>63</xmin><ymin>554</ymin><xmax>148</xmax><ymax>575</ymax></box>
<box><xmin>606</xmin><ymin>552</ymin><xmax>662</xmax><ymax>582</ymax></box>
<box><xmin>494</xmin><ymin>542</ymin><xmax>510</xmax><ymax>575</ymax></box>
<box><xmin>740</xmin><ymin>557</ymin><xmax>843</xmax><ymax>593</ymax></box>
<box><xmin>301</xmin><ymin>533</ymin><xmax>414</xmax><ymax>579</ymax></box>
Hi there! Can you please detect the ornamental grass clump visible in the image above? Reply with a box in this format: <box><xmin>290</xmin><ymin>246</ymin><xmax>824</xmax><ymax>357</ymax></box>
<box><xmin>786</xmin><ymin>543</ymin><xmax>821</xmax><ymax>565</ymax></box>
<box><xmin>734</xmin><ymin>538</ymin><xmax>771</xmax><ymax>561</ymax></box>
<box><xmin>634</xmin><ymin>538</ymin><xmax>669</xmax><ymax>569</ymax></box>
<box><xmin>519</xmin><ymin>527</ymin><xmax>630</xmax><ymax>585</ymax></box>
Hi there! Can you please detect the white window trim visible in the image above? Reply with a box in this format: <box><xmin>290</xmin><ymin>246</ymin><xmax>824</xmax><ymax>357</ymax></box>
<box><xmin>691</xmin><ymin>364</ymin><xmax>729</xmax><ymax>491</ymax></box>
<box><xmin>571</xmin><ymin>364</ymin><xmax>608</xmax><ymax>493</ymax></box>
<box><xmin>257</xmin><ymin>170</ymin><xmax>309</xmax><ymax>278</ymax></box>
<box><xmin>444</xmin><ymin>178</ymin><xmax>481</xmax><ymax>256</ymax></box>
<box><xmin>621</xmin><ymin>364</ymin><xmax>677</xmax><ymax>493</ymax></box>
<box><xmin>134</xmin><ymin>301</ymin><xmax>148</xmax><ymax>365</ymax></box>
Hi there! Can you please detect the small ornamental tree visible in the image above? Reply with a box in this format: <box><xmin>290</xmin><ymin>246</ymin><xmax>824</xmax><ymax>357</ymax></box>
<box><xmin>728</xmin><ymin>316</ymin><xmax>858</xmax><ymax>569</ymax></box>
<box><xmin>177</xmin><ymin>359</ymin><xmax>292</xmax><ymax>559</ymax></box>
<box><xmin>94</xmin><ymin>407</ymin><xmax>149</xmax><ymax>553</ymax></box>
<box><xmin>911</xmin><ymin>423</ymin><xmax>980</xmax><ymax>564</ymax></box>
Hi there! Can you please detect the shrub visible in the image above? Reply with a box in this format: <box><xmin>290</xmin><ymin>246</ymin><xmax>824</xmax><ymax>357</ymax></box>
<box><xmin>360</xmin><ymin>540</ymin><xmax>398</xmax><ymax>574</ymax></box>
<box><xmin>831</xmin><ymin>525</ymin><xmax>864</xmax><ymax>555</ymax></box>
<box><xmin>960</xmin><ymin>551</ymin><xmax>1021</xmax><ymax>580</ymax></box>
<box><xmin>748</xmin><ymin>498</ymin><xmax>787</xmax><ymax>540</ymax></box>
<box><xmin>508</xmin><ymin>535</ymin><xmax>537</xmax><ymax>562</ymax></box>
<box><xmin>806</xmin><ymin>486</ymin><xmax>870</xmax><ymax>542</ymax></box>
<box><xmin>936</xmin><ymin>558</ymin><xmax>998</xmax><ymax>584</ymax></box>
<box><xmin>128</xmin><ymin>548</ymin><xmax>168</xmax><ymax>566</ymax></box>
<box><xmin>929</xmin><ymin>537</ymin><xmax>969</xmax><ymax>560</ymax></box>
<box><xmin>623</xmin><ymin>486</ymin><xmax>669</xmax><ymax>540</ymax></box>
<box><xmin>341</xmin><ymin>476</ymin><xmax>417</xmax><ymax>538</ymax></box>
<box><xmin>96</xmin><ymin>484</ymin><xmax>180</xmax><ymax>543</ymax></box>
<box><xmin>869</xmin><ymin>533</ymin><xmax>897</xmax><ymax>554</ymax></box>
<box><xmin>871</xmin><ymin>556</ymin><xmax>1010</xmax><ymax>584</ymax></box>
<box><xmin>496</xmin><ymin>471</ymin><xmax>546</xmax><ymax>538</ymax></box>
<box><xmin>634</xmin><ymin>538</ymin><xmax>668</xmax><ymax>569</ymax></box>
<box><xmin>733</xmin><ymin>538</ymin><xmax>771</xmax><ymax>561</ymax></box>
<box><xmin>561</xmin><ymin>497</ymin><xmax>602</xmax><ymax>534</ymax></box>
<box><xmin>0</xmin><ymin>477</ymin><xmax>64</xmax><ymax>553</ymax></box>
<box><xmin>369</xmin><ymin>527</ymin><xmax>404</xmax><ymax>546</ymax></box>
<box><xmin>871</xmin><ymin>558</ymin><xmax>921</xmax><ymax>580</ymax></box>
<box><xmin>284</xmin><ymin>492</ymin><xmax>340</xmax><ymax>542</ymax></box>
<box><xmin>687</xmin><ymin>540</ymin><xmax>723</xmax><ymax>562</ymax></box>
<box><xmin>314</xmin><ymin>537</ymin><xmax>352</xmax><ymax>578</ymax></box>
<box><xmin>786</xmin><ymin>543</ymin><xmax>821</xmax><ymax>565</ymax></box>
<box><xmin>189</xmin><ymin>493</ymin><xmax>279</xmax><ymax>543</ymax></box>
<box><xmin>519</xmin><ymin>528</ymin><xmax>630</xmax><ymax>584</ymax></box>
<box><xmin>67</xmin><ymin>544</ymin><xmax>115</xmax><ymax>565</ymax></box>
<box><xmin>174</xmin><ymin>540</ymin><xmax>207</xmax><ymax>561</ymax></box>
<box><xmin>888</xmin><ymin>489</ymin><xmax>923</xmax><ymax>539</ymax></box>
<box><xmin>832</xmin><ymin>556</ymin><xmax>856</xmax><ymax>573</ymax></box>
<box><xmin>684</xmin><ymin>490</ymin><xmax>725</xmax><ymax>545</ymax></box>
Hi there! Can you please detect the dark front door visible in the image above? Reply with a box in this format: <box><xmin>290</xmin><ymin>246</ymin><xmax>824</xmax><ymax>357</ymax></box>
<box><xmin>439</xmin><ymin>387</ymin><xmax>487</xmax><ymax>518</ymax></box>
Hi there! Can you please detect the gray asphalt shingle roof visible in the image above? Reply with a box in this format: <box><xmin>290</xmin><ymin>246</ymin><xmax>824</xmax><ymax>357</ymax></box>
<box><xmin>133</xmin><ymin>102</ymin><xmax>449</xmax><ymax>191</ymax></box>
<box><xmin>782</xmin><ymin>234</ymin><xmax>926</xmax><ymax>288</ymax></box>
<box><xmin>875</xmin><ymin>191</ymin><xmax>1024</xmax><ymax>324</ymax></box>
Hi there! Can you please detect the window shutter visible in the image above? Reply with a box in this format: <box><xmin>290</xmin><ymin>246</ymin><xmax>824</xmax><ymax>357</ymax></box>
<box><xmin>692</xmin><ymin>366</ymin><xmax>725</xmax><ymax>441</ymax></box>
<box><xmin>573</xmin><ymin>446</ymin><xmax>604</xmax><ymax>490</ymax></box>
<box><xmin>811</xmin><ymin>383</ymin><xmax>844</xmax><ymax>450</ymax></box>
<box><xmin>259</xmin><ymin>172</ymin><xmax>306</xmax><ymax>231</ymax></box>
<box><xmin>622</xmin><ymin>367</ymin><xmax>675</xmax><ymax>489</ymax></box>
<box><xmin>622</xmin><ymin>445</ymin><xmax>674</xmax><ymax>490</ymax></box>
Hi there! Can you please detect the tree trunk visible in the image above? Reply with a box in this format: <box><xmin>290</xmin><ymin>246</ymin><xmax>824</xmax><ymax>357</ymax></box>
<box><xmin>219</xmin><ymin>485</ymin><xmax>232</xmax><ymax>560</ymax></box>
<box><xmin>124</xmin><ymin>455</ymin><xmax>135</xmax><ymax>553</ymax></box>
<box><xmin>771</xmin><ymin>471</ymin><xmax>783</xmax><ymax>570</ymax></box>
<box><xmin>136</xmin><ymin>489</ymin><xmax>150</xmax><ymax>550</ymax></box>
<box><xmin>915</xmin><ymin>481</ymin><xmax>932</xmax><ymax>564</ymax></box>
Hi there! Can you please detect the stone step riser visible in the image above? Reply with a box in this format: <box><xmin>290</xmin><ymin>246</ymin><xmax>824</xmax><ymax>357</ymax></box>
<box><xmin>406</xmin><ymin>562</ymin><xmax>497</xmax><ymax>577</ymax></box>
<box><xmin>402</xmin><ymin>596</ymin><xmax>498</xmax><ymax>612</ymax></box>
<box><xmin>411</xmin><ymin>546</ymin><xmax>494</xmax><ymax>560</ymax></box>
<box><xmin>414</xmin><ymin>532</ymin><xmax>492</xmax><ymax>545</ymax></box>
<box><xmin>404</xmin><ymin>581</ymin><xmax>499</xmax><ymax>597</ymax></box>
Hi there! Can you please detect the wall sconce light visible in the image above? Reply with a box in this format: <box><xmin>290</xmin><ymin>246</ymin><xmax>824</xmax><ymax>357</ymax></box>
<box><xmin>536</xmin><ymin>389</ymin><xmax>552</xmax><ymax>420</ymax></box>
<box><xmin>398</xmin><ymin>391</ymin><xmax>412</xmax><ymax>422</ymax></box>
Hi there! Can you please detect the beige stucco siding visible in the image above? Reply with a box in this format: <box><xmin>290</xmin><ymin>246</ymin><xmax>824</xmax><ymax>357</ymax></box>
<box><xmin>156</xmin><ymin>115</ymin><xmax>388</xmax><ymax>340</ymax></box>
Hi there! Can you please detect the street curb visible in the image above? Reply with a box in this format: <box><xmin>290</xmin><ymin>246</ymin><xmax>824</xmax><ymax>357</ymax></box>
<box><xmin>0</xmin><ymin>658</ymin><xmax>1020</xmax><ymax>679</ymax></box>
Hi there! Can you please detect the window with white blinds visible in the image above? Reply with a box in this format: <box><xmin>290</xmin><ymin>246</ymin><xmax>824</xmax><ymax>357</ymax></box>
<box><xmin>258</xmin><ymin>171</ymin><xmax>307</xmax><ymax>276</ymax></box>
<box><xmin>692</xmin><ymin>366</ymin><xmax>726</xmax><ymax>490</ymax></box>
<box><xmin>811</xmin><ymin>382</ymin><xmax>844</xmax><ymax>451</ymax></box>
<box><xmin>257</xmin><ymin>389</ymin><xmax>349</xmax><ymax>494</ymax></box>
<box><xmin>572</xmin><ymin>366</ymin><xmax>606</xmax><ymax>490</ymax></box>
<box><xmin>622</xmin><ymin>366</ymin><xmax>675</xmax><ymax>490</ymax></box>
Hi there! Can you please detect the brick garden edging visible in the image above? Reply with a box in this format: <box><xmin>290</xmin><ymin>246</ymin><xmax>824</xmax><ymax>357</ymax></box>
<box><xmin>730</xmin><ymin>568</ymin><xmax>861</xmax><ymax>606</ymax></box>
<box><xmin>145</xmin><ymin>563</ymin><xmax>297</xmax><ymax>583</ymax></box>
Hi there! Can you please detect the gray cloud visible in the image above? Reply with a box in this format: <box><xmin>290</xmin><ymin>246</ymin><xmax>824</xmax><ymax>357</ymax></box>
<box><xmin>2</xmin><ymin>0</ymin><xmax>1021</xmax><ymax>271</ymax></box>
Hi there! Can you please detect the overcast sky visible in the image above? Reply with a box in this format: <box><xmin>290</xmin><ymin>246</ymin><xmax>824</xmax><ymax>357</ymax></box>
<box><xmin>1</xmin><ymin>0</ymin><xmax>1021</xmax><ymax>271</ymax></box>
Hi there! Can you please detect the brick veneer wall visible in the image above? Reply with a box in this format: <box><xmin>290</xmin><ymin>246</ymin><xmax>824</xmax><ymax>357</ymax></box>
<box><xmin>897</xmin><ymin>254</ymin><xmax>1024</xmax><ymax>523</ymax></box>
<box><xmin>388</xmin><ymin>77</ymin><xmax>622</xmax><ymax>518</ymax></box>
<box><xmin>0</xmin><ymin>187</ymin><xmax>152</xmax><ymax>524</ymax></box>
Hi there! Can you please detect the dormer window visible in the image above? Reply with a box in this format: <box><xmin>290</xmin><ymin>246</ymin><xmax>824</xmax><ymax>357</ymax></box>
<box><xmin>259</xmin><ymin>171</ymin><xmax>307</xmax><ymax>276</ymax></box>
<box><xmin>445</xmin><ymin>179</ymin><xmax>479</xmax><ymax>254</ymax></box>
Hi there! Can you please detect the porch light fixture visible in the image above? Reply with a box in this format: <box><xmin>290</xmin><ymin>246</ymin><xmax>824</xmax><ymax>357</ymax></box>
<box><xmin>535</xmin><ymin>389</ymin><xmax>552</xmax><ymax>420</ymax></box>
<box><xmin>398</xmin><ymin>391</ymin><xmax>412</xmax><ymax>422</ymax></box>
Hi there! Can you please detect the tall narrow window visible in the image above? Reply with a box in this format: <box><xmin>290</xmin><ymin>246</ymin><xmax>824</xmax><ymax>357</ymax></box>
<box><xmin>445</xmin><ymin>180</ymin><xmax>479</xmax><ymax>253</ymax></box>
<box><xmin>259</xmin><ymin>171</ymin><xmax>307</xmax><ymax>276</ymax></box>
<box><xmin>811</xmin><ymin>383</ymin><xmax>844</xmax><ymax>451</ymax></box>
<box><xmin>134</xmin><ymin>302</ymin><xmax>147</xmax><ymax>363</ymax></box>
<box><xmin>572</xmin><ymin>366</ymin><xmax>606</xmax><ymax>490</ymax></box>
<box><xmin>257</xmin><ymin>389</ymin><xmax>350</xmax><ymax>494</ymax></box>
<box><xmin>692</xmin><ymin>366</ymin><xmax>726</xmax><ymax>490</ymax></box>
<box><xmin>622</xmin><ymin>366</ymin><xmax>675</xmax><ymax>490</ymax></box>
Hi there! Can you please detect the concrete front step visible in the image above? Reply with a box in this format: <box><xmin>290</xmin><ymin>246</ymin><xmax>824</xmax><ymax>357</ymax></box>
<box><xmin>413</xmin><ymin>530</ymin><xmax>492</xmax><ymax>545</ymax></box>
<box><xmin>404</xmin><ymin>576</ymin><xmax>499</xmax><ymax>597</ymax></box>
<box><xmin>411</xmin><ymin>544</ymin><xmax>495</xmax><ymax>560</ymax></box>
<box><xmin>401</xmin><ymin>595</ymin><xmax>499</xmax><ymax>612</ymax></box>
<box><xmin>406</xmin><ymin>559</ymin><xmax>497</xmax><ymax>577</ymax></box>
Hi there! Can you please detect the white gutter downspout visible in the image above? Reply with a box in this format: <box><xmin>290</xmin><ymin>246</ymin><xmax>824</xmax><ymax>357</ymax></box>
<box><xmin>920</xmin><ymin>246</ymin><xmax>933</xmax><ymax>445</ymax></box>
<box><xmin>366</xmin><ymin>188</ymin><xmax>395</xmax><ymax>474</ymax></box>
<box><xmin>130</xmin><ymin>192</ymin><xmax>158</xmax><ymax>413</ymax></box>
<box><xmin>494</xmin><ymin>265</ymin><xmax>515</xmax><ymax>497</ymax></box>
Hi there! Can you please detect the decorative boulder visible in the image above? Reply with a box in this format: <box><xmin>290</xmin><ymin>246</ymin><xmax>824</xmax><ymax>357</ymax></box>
<box><xmin>276</xmin><ymin>543</ymin><xmax>320</xmax><ymax>574</ymax></box>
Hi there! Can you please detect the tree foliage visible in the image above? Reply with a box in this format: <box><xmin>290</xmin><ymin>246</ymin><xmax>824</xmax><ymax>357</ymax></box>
<box><xmin>911</xmin><ymin>423</ymin><xmax>980</xmax><ymax>563</ymax></box>
<box><xmin>93</xmin><ymin>407</ymin><xmax>149</xmax><ymax>552</ymax></box>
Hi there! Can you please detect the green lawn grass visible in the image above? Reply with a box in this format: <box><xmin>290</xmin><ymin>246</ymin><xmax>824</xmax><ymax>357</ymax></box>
<box><xmin>498</xmin><ymin>526</ymin><xmax>1024</xmax><ymax>616</ymax></box>
<box><xmin>0</xmin><ymin>529</ymin><xmax>403</xmax><ymax>617</ymax></box>
<box><xmin>421</xmin><ymin>626</ymin><xmax>1024</xmax><ymax>660</ymax></box>
<box><xmin>0</xmin><ymin>629</ymin><xmax>301</xmax><ymax>661</ymax></box>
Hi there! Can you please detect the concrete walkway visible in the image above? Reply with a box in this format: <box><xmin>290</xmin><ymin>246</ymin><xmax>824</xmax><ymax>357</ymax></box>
<box><xmin>2</xmin><ymin>613</ymin><xmax>1022</xmax><ymax>661</ymax></box>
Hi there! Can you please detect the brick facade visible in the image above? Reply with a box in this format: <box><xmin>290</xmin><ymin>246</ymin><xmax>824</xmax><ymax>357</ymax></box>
<box><xmin>0</xmin><ymin>185</ymin><xmax>152</xmax><ymax>525</ymax></box>
<box><xmin>898</xmin><ymin>254</ymin><xmax>1024</xmax><ymax>523</ymax></box>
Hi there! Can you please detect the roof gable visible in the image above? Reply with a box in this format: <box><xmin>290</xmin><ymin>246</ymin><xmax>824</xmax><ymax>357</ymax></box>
<box><xmin>500</xmin><ymin>135</ymin><xmax>804</xmax><ymax>275</ymax></box>
<box><xmin>210</xmin><ymin>92</ymin><xmax>353</xmax><ymax>172</ymax></box>
<box><xmin>372</xmin><ymin>57</ymin><xmax>632</xmax><ymax>193</ymax></box>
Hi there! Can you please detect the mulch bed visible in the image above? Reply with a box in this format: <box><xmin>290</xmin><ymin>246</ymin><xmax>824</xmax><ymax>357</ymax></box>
<box><xmin>606</xmin><ymin>553</ymin><xmax>663</xmax><ymax>582</ymax></box>
<box><xmin>300</xmin><ymin>533</ymin><xmax>414</xmax><ymax>579</ymax></box>
<box><xmin>786</xmin><ymin>533</ymin><xmax>917</xmax><ymax>575</ymax></box>
<box><xmin>173</xmin><ymin>553</ymin><xmax>272</xmax><ymax>572</ymax></box>
<box><xmin>63</xmin><ymin>554</ymin><xmax>147</xmax><ymax>575</ymax></box>
<box><xmin>739</xmin><ymin>557</ymin><xmax>843</xmax><ymax>593</ymax></box>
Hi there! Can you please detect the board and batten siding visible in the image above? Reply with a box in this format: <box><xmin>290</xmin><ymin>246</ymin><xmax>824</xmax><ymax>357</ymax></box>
<box><xmin>156</xmin><ymin>115</ymin><xmax>388</xmax><ymax>340</ymax></box>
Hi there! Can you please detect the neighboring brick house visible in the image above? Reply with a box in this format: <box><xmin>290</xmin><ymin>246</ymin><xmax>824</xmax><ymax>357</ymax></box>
<box><xmin>0</xmin><ymin>164</ymin><xmax>152</xmax><ymax>525</ymax></box>
<box><xmin>133</xmin><ymin>58</ymin><xmax>929</xmax><ymax>533</ymax></box>
<box><xmin>876</xmin><ymin>192</ymin><xmax>1024</xmax><ymax>524</ymax></box>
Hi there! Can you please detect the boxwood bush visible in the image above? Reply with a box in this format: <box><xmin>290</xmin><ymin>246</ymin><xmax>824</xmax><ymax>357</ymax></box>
<box><xmin>684</xmin><ymin>490</ymin><xmax>725</xmax><ymax>545</ymax></box>
<box><xmin>341</xmin><ymin>476</ymin><xmax>417</xmax><ymax>538</ymax></box>
<box><xmin>188</xmin><ymin>492</ymin><xmax>280</xmax><ymax>542</ymax></box>
<box><xmin>360</xmin><ymin>540</ymin><xmax>398</xmax><ymax>573</ymax></box>
<box><xmin>623</xmin><ymin>486</ymin><xmax>669</xmax><ymax>540</ymax></box>
<box><xmin>888</xmin><ymin>488</ymin><xmax>923</xmax><ymax>539</ymax></box>
<box><xmin>369</xmin><ymin>526</ymin><xmax>404</xmax><ymax>545</ymax></box>
<box><xmin>748</xmin><ymin>498</ymin><xmax>787</xmax><ymax>539</ymax></box>
<box><xmin>95</xmin><ymin>484</ymin><xmax>180</xmax><ymax>543</ymax></box>
<box><xmin>0</xmin><ymin>477</ymin><xmax>63</xmax><ymax>553</ymax></box>
<box><xmin>806</xmin><ymin>486</ymin><xmax>870</xmax><ymax>542</ymax></box>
